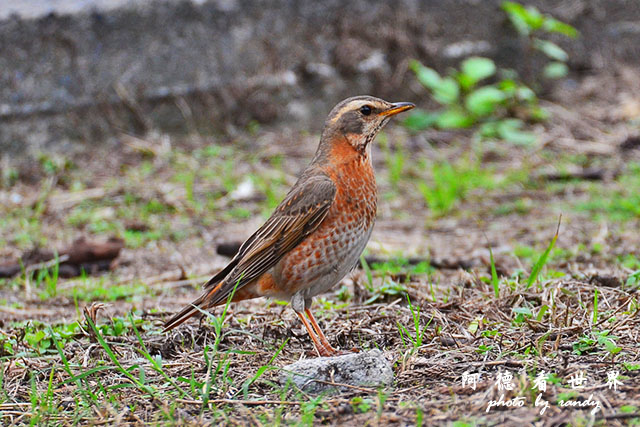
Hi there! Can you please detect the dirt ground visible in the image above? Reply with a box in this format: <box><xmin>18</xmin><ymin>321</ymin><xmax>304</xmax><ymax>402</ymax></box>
<box><xmin>1</xmin><ymin>67</ymin><xmax>640</xmax><ymax>426</ymax></box>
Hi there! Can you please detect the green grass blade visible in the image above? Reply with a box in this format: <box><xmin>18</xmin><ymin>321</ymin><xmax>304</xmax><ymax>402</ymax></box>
<box><xmin>84</xmin><ymin>315</ymin><xmax>156</xmax><ymax>397</ymax></box>
<box><xmin>49</xmin><ymin>326</ymin><xmax>96</xmax><ymax>404</ymax></box>
<box><xmin>129</xmin><ymin>312</ymin><xmax>190</xmax><ymax>399</ymax></box>
<box><xmin>197</xmin><ymin>276</ymin><xmax>242</xmax><ymax>411</ymax></box>
<box><xmin>536</xmin><ymin>305</ymin><xmax>549</xmax><ymax>322</ymax></box>
<box><xmin>360</xmin><ymin>255</ymin><xmax>374</xmax><ymax>291</ymax></box>
<box><xmin>526</xmin><ymin>215</ymin><xmax>561</xmax><ymax>289</ymax></box>
<box><xmin>58</xmin><ymin>366</ymin><xmax>116</xmax><ymax>387</ymax></box>
<box><xmin>396</xmin><ymin>321</ymin><xmax>408</xmax><ymax>348</ymax></box>
<box><xmin>239</xmin><ymin>337</ymin><xmax>288</xmax><ymax>399</ymax></box>
<box><xmin>483</xmin><ymin>231</ymin><xmax>500</xmax><ymax>297</ymax></box>
<box><xmin>489</xmin><ymin>246</ymin><xmax>499</xmax><ymax>298</ymax></box>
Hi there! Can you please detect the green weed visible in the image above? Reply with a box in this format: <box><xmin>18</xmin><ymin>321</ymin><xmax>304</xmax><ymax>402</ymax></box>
<box><xmin>4</xmin><ymin>321</ymin><xmax>81</xmax><ymax>357</ymax></box>
<box><xmin>71</xmin><ymin>278</ymin><xmax>149</xmax><ymax>302</ymax></box>
<box><xmin>475</xmin><ymin>344</ymin><xmax>493</xmax><ymax>355</ymax></box>
<box><xmin>397</xmin><ymin>295</ymin><xmax>432</xmax><ymax>354</ymax></box>
<box><xmin>626</xmin><ymin>271</ymin><xmax>640</xmax><ymax>290</ymax></box>
<box><xmin>405</xmin><ymin>3</ymin><xmax>577</xmax><ymax>143</ymax></box>
<box><xmin>360</xmin><ymin>255</ymin><xmax>375</xmax><ymax>291</ymax></box>
<box><xmin>29</xmin><ymin>254</ymin><xmax>61</xmax><ymax>300</ymax></box>
<box><xmin>417</xmin><ymin>157</ymin><xmax>495</xmax><ymax>216</ymax></box>
<box><xmin>502</xmin><ymin>1</ymin><xmax>578</xmax><ymax>80</ymax></box>
<box><xmin>83</xmin><ymin>315</ymin><xmax>158</xmax><ymax>398</ymax></box>
<box><xmin>485</xmin><ymin>234</ymin><xmax>500</xmax><ymax>298</ymax></box>
<box><xmin>573</xmin><ymin>329</ymin><xmax>621</xmax><ymax>356</ymax></box>
<box><xmin>619</xmin><ymin>254</ymin><xmax>640</xmax><ymax>270</ymax></box>
<box><xmin>361</xmin><ymin>257</ymin><xmax>430</xmax><ymax>304</ymax></box>
<box><xmin>576</xmin><ymin>163</ymin><xmax>640</xmax><ymax>221</ymax></box>
<box><xmin>525</xmin><ymin>216</ymin><xmax>560</xmax><ymax>289</ymax></box>
<box><xmin>512</xmin><ymin>306</ymin><xmax>533</xmax><ymax>325</ymax></box>
<box><xmin>129</xmin><ymin>313</ymin><xmax>190</xmax><ymax>399</ymax></box>
<box><xmin>6</xmin><ymin>316</ymin><xmax>151</xmax><ymax>358</ymax></box>
<box><xmin>300</xmin><ymin>396</ymin><xmax>325</xmax><ymax>426</ymax></box>
<box><xmin>350</xmin><ymin>396</ymin><xmax>373</xmax><ymax>414</ymax></box>
<box><xmin>365</xmin><ymin>280</ymin><xmax>409</xmax><ymax>305</ymax></box>
<box><xmin>406</xmin><ymin>57</ymin><xmax>540</xmax><ymax>144</ymax></box>
<box><xmin>370</xmin><ymin>257</ymin><xmax>433</xmax><ymax>276</ymax></box>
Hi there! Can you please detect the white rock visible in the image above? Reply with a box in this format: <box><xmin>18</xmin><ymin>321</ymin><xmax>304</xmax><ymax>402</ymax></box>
<box><xmin>279</xmin><ymin>349</ymin><xmax>393</xmax><ymax>393</ymax></box>
<box><xmin>230</xmin><ymin>178</ymin><xmax>255</xmax><ymax>201</ymax></box>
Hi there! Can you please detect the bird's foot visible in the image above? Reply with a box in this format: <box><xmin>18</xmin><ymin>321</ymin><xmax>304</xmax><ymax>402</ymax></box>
<box><xmin>316</xmin><ymin>343</ymin><xmax>350</xmax><ymax>357</ymax></box>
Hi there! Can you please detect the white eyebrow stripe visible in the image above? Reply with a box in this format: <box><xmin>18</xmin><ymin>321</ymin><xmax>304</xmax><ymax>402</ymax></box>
<box><xmin>329</xmin><ymin>100</ymin><xmax>386</xmax><ymax>124</ymax></box>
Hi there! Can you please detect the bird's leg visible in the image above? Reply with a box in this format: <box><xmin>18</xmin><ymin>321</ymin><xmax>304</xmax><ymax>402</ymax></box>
<box><xmin>295</xmin><ymin>311</ymin><xmax>334</xmax><ymax>357</ymax></box>
<box><xmin>304</xmin><ymin>308</ymin><xmax>339</xmax><ymax>356</ymax></box>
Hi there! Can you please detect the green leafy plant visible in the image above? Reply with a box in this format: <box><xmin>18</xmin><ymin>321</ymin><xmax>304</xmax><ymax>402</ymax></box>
<box><xmin>360</xmin><ymin>257</ymin><xmax>432</xmax><ymax>304</ymax></box>
<box><xmin>502</xmin><ymin>1</ymin><xmax>578</xmax><ymax>80</ymax></box>
<box><xmin>350</xmin><ymin>396</ymin><xmax>373</xmax><ymax>414</ymax></box>
<box><xmin>405</xmin><ymin>5</ymin><xmax>577</xmax><ymax>144</ymax></box>
<box><xmin>406</xmin><ymin>57</ymin><xmax>540</xmax><ymax>145</ymax></box>
<box><xmin>365</xmin><ymin>279</ymin><xmax>409</xmax><ymax>305</ymax></box>
<box><xmin>626</xmin><ymin>271</ymin><xmax>640</xmax><ymax>290</ymax></box>
<box><xmin>11</xmin><ymin>321</ymin><xmax>83</xmax><ymax>356</ymax></box>
<box><xmin>475</xmin><ymin>344</ymin><xmax>493</xmax><ymax>355</ymax></box>
<box><xmin>300</xmin><ymin>396</ymin><xmax>326</xmax><ymax>425</ymax></box>
<box><xmin>573</xmin><ymin>329</ymin><xmax>621</xmax><ymax>356</ymax></box>
<box><xmin>512</xmin><ymin>306</ymin><xmax>533</xmax><ymax>325</ymax></box>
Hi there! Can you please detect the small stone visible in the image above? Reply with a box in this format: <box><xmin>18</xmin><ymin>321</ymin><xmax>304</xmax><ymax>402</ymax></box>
<box><xmin>230</xmin><ymin>178</ymin><xmax>255</xmax><ymax>201</ymax></box>
<box><xmin>279</xmin><ymin>349</ymin><xmax>393</xmax><ymax>394</ymax></box>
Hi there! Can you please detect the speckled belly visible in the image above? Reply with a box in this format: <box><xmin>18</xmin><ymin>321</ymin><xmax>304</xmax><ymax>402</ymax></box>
<box><xmin>272</xmin><ymin>160</ymin><xmax>377</xmax><ymax>300</ymax></box>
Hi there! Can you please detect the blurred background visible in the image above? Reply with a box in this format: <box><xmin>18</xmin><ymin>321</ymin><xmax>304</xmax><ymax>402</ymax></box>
<box><xmin>1</xmin><ymin>0</ymin><xmax>638</xmax><ymax>152</ymax></box>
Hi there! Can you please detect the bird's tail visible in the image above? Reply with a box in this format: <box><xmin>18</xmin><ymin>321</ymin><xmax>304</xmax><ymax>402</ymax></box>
<box><xmin>163</xmin><ymin>281</ymin><xmax>224</xmax><ymax>332</ymax></box>
<box><xmin>163</xmin><ymin>255</ymin><xmax>243</xmax><ymax>332</ymax></box>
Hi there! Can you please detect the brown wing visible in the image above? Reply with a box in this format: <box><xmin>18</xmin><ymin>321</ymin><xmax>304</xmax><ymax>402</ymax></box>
<box><xmin>206</xmin><ymin>173</ymin><xmax>336</xmax><ymax>301</ymax></box>
<box><xmin>163</xmin><ymin>173</ymin><xmax>336</xmax><ymax>331</ymax></box>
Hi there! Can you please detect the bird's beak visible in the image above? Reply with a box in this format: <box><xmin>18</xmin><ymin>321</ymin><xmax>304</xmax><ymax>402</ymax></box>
<box><xmin>379</xmin><ymin>102</ymin><xmax>415</xmax><ymax>117</ymax></box>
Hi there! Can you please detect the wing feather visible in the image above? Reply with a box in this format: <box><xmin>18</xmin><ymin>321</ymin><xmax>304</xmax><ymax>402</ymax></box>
<box><xmin>203</xmin><ymin>173</ymin><xmax>336</xmax><ymax>305</ymax></box>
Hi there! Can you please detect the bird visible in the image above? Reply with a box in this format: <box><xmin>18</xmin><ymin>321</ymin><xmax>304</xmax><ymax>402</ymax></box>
<box><xmin>164</xmin><ymin>95</ymin><xmax>414</xmax><ymax>356</ymax></box>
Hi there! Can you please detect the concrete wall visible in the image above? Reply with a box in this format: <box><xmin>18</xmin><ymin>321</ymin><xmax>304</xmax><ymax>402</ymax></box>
<box><xmin>1</xmin><ymin>0</ymin><xmax>639</xmax><ymax>153</ymax></box>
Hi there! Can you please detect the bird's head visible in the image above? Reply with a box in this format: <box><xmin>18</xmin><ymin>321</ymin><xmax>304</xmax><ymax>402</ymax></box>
<box><xmin>320</xmin><ymin>96</ymin><xmax>415</xmax><ymax>158</ymax></box>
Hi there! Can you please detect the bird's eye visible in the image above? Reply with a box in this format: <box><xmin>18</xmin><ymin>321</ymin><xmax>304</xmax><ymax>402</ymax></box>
<box><xmin>359</xmin><ymin>105</ymin><xmax>372</xmax><ymax>116</ymax></box>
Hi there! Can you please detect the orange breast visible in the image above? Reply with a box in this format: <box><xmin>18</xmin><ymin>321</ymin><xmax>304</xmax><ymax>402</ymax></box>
<box><xmin>272</xmin><ymin>146</ymin><xmax>378</xmax><ymax>296</ymax></box>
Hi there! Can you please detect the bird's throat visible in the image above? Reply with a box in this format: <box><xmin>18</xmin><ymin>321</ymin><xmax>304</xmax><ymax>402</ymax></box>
<box><xmin>326</xmin><ymin>134</ymin><xmax>363</xmax><ymax>164</ymax></box>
